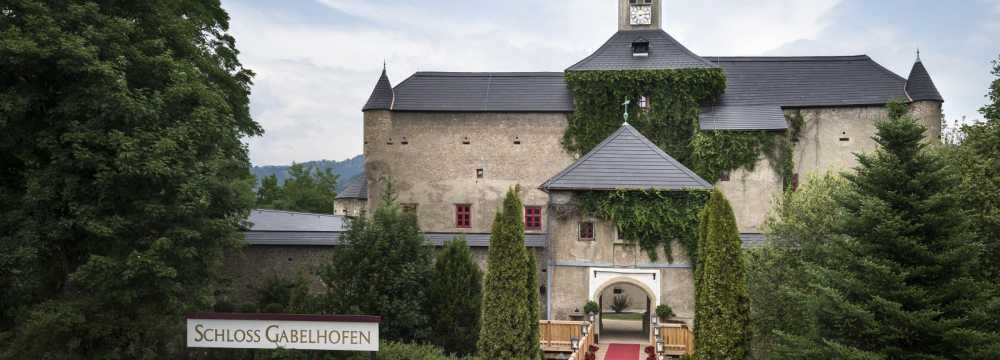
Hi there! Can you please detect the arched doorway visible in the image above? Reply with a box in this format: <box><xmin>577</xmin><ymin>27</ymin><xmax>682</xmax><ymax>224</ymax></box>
<box><xmin>589</xmin><ymin>268</ymin><xmax>659</xmax><ymax>346</ymax></box>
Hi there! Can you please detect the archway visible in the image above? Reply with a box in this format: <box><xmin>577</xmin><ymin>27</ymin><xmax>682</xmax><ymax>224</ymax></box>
<box><xmin>589</xmin><ymin>269</ymin><xmax>659</xmax><ymax>347</ymax></box>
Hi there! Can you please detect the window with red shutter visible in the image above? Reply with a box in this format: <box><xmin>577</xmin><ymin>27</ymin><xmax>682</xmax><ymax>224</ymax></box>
<box><xmin>455</xmin><ymin>204</ymin><xmax>471</xmax><ymax>228</ymax></box>
<box><xmin>579</xmin><ymin>221</ymin><xmax>595</xmax><ymax>241</ymax></box>
<box><xmin>524</xmin><ymin>206</ymin><xmax>542</xmax><ymax>230</ymax></box>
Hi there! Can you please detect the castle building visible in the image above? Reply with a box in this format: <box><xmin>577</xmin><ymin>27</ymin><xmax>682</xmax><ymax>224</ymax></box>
<box><xmin>232</xmin><ymin>0</ymin><xmax>943</xmax><ymax>342</ymax></box>
<box><xmin>358</xmin><ymin>0</ymin><xmax>942</xmax><ymax>327</ymax></box>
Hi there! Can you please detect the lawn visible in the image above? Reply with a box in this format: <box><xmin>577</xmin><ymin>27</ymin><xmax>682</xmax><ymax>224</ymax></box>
<box><xmin>601</xmin><ymin>312</ymin><xmax>645</xmax><ymax>321</ymax></box>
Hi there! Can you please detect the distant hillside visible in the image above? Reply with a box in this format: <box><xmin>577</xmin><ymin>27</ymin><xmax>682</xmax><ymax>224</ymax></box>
<box><xmin>252</xmin><ymin>155</ymin><xmax>364</xmax><ymax>191</ymax></box>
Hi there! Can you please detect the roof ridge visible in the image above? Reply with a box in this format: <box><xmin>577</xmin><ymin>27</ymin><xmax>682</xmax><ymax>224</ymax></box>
<box><xmin>541</xmin><ymin>126</ymin><xmax>630</xmax><ymax>189</ymax></box>
<box><xmin>706</xmin><ymin>55</ymin><xmax>871</xmax><ymax>62</ymax></box>
<box><xmin>252</xmin><ymin>209</ymin><xmax>343</xmax><ymax>217</ymax></box>
<box><xmin>622</xmin><ymin>125</ymin><xmax>712</xmax><ymax>188</ymax></box>
<box><xmin>410</xmin><ymin>71</ymin><xmax>565</xmax><ymax>77</ymax></box>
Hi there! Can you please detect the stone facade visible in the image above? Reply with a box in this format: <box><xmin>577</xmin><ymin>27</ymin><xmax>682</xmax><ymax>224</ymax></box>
<box><xmin>363</xmin><ymin>110</ymin><xmax>575</xmax><ymax>234</ymax></box>
<box><xmin>333</xmin><ymin>198</ymin><xmax>366</xmax><ymax>217</ymax></box>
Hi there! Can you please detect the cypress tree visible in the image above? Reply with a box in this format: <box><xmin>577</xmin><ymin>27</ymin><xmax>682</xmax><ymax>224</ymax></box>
<box><xmin>429</xmin><ymin>236</ymin><xmax>482</xmax><ymax>356</ymax></box>
<box><xmin>478</xmin><ymin>186</ymin><xmax>541</xmax><ymax>359</ymax></box>
<box><xmin>695</xmin><ymin>189</ymin><xmax>751</xmax><ymax>359</ymax></box>
<box><xmin>776</xmin><ymin>110</ymin><xmax>996</xmax><ymax>358</ymax></box>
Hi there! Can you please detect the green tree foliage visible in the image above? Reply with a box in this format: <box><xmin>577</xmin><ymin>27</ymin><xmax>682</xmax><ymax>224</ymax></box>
<box><xmin>694</xmin><ymin>189</ymin><xmax>751</xmax><ymax>359</ymax></box>
<box><xmin>318</xmin><ymin>184</ymin><xmax>433</xmax><ymax>342</ymax></box>
<box><xmin>748</xmin><ymin>174</ymin><xmax>852</xmax><ymax>359</ymax></box>
<box><xmin>0</xmin><ymin>0</ymin><xmax>259</xmax><ymax>358</ymax></box>
<box><xmin>775</xmin><ymin>109</ymin><xmax>1000</xmax><ymax>359</ymax></box>
<box><xmin>257</xmin><ymin>174</ymin><xmax>283</xmax><ymax>206</ymax></box>
<box><xmin>256</xmin><ymin>163</ymin><xmax>338</xmax><ymax>214</ymax></box>
<box><xmin>429</xmin><ymin>237</ymin><xmax>482</xmax><ymax>356</ymax></box>
<box><xmin>478</xmin><ymin>187</ymin><xmax>541</xmax><ymax>359</ymax></box>
<box><xmin>980</xmin><ymin>55</ymin><xmax>1000</xmax><ymax>121</ymax></box>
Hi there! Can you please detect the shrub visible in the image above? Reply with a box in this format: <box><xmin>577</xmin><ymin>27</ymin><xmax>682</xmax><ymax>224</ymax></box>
<box><xmin>318</xmin><ymin>182</ymin><xmax>434</xmax><ymax>341</ymax></box>
<box><xmin>694</xmin><ymin>189</ymin><xmax>750</xmax><ymax>359</ymax></box>
<box><xmin>655</xmin><ymin>304</ymin><xmax>674</xmax><ymax>320</ymax></box>
<box><xmin>429</xmin><ymin>237</ymin><xmax>482</xmax><ymax>356</ymax></box>
<box><xmin>477</xmin><ymin>186</ymin><xmax>541</xmax><ymax>359</ymax></box>
<box><xmin>256</xmin><ymin>273</ymin><xmax>312</xmax><ymax>313</ymax></box>
<box><xmin>343</xmin><ymin>342</ymin><xmax>476</xmax><ymax>360</ymax></box>
<box><xmin>583</xmin><ymin>301</ymin><xmax>600</xmax><ymax>316</ymax></box>
<box><xmin>610</xmin><ymin>295</ymin><xmax>631</xmax><ymax>313</ymax></box>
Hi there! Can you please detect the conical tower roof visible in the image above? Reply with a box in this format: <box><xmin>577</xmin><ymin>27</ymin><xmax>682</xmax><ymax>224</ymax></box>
<box><xmin>362</xmin><ymin>68</ymin><xmax>394</xmax><ymax>111</ymax></box>
<box><xmin>542</xmin><ymin>124</ymin><xmax>711</xmax><ymax>191</ymax></box>
<box><xmin>905</xmin><ymin>59</ymin><xmax>943</xmax><ymax>102</ymax></box>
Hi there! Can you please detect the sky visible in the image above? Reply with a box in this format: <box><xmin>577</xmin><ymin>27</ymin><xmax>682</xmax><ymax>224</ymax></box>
<box><xmin>223</xmin><ymin>0</ymin><xmax>1000</xmax><ymax>166</ymax></box>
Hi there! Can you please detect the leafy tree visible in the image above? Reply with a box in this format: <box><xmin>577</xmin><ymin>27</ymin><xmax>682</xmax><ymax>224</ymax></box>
<box><xmin>256</xmin><ymin>163</ymin><xmax>338</xmax><ymax>214</ymax></box>
<box><xmin>748</xmin><ymin>173</ymin><xmax>851</xmax><ymax>359</ymax></box>
<box><xmin>0</xmin><ymin>0</ymin><xmax>259</xmax><ymax>358</ymax></box>
<box><xmin>776</xmin><ymin>108</ymin><xmax>999</xmax><ymax>359</ymax></box>
<box><xmin>694</xmin><ymin>189</ymin><xmax>751</xmax><ymax>359</ymax></box>
<box><xmin>429</xmin><ymin>237</ymin><xmax>482</xmax><ymax>356</ymax></box>
<box><xmin>256</xmin><ymin>174</ymin><xmax>283</xmax><ymax>206</ymax></box>
<box><xmin>980</xmin><ymin>55</ymin><xmax>1000</xmax><ymax>121</ymax></box>
<box><xmin>478</xmin><ymin>186</ymin><xmax>541</xmax><ymax>359</ymax></box>
<box><xmin>318</xmin><ymin>183</ymin><xmax>433</xmax><ymax>341</ymax></box>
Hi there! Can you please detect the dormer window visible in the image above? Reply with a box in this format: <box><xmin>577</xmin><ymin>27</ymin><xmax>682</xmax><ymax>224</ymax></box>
<box><xmin>632</xmin><ymin>40</ymin><xmax>650</xmax><ymax>57</ymax></box>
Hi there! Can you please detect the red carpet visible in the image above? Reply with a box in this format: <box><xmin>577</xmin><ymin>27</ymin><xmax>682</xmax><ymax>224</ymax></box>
<box><xmin>604</xmin><ymin>343</ymin><xmax>641</xmax><ymax>360</ymax></box>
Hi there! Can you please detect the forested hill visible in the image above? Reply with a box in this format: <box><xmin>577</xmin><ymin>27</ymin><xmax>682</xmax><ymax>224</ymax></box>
<box><xmin>252</xmin><ymin>155</ymin><xmax>364</xmax><ymax>191</ymax></box>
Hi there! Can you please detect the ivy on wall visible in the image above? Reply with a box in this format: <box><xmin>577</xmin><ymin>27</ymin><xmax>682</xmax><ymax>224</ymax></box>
<box><xmin>576</xmin><ymin>190</ymin><xmax>709</xmax><ymax>263</ymax></box>
<box><xmin>564</xmin><ymin>70</ymin><xmax>802</xmax><ymax>263</ymax></box>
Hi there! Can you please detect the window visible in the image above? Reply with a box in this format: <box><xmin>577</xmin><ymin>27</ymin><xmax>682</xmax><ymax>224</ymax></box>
<box><xmin>402</xmin><ymin>203</ymin><xmax>418</xmax><ymax>214</ymax></box>
<box><xmin>614</xmin><ymin>225</ymin><xmax>627</xmax><ymax>244</ymax></box>
<box><xmin>525</xmin><ymin>206</ymin><xmax>542</xmax><ymax>230</ymax></box>
<box><xmin>632</xmin><ymin>41</ymin><xmax>650</xmax><ymax>56</ymax></box>
<box><xmin>476</xmin><ymin>168</ymin><xmax>484</xmax><ymax>178</ymax></box>
<box><xmin>638</xmin><ymin>95</ymin><xmax>650</xmax><ymax>111</ymax></box>
<box><xmin>579</xmin><ymin>221</ymin><xmax>595</xmax><ymax>241</ymax></box>
<box><xmin>785</xmin><ymin>173</ymin><xmax>800</xmax><ymax>192</ymax></box>
<box><xmin>719</xmin><ymin>171</ymin><xmax>731</xmax><ymax>182</ymax></box>
<box><xmin>455</xmin><ymin>204</ymin><xmax>471</xmax><ymax>228</ymax></box>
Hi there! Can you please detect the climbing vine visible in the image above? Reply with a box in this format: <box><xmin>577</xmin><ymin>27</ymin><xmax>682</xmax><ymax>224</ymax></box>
<box><xmin>563</xmin><ymin>70</ymin><xmax>802</xmax><ymax>262</ymax></box>
<box><xmin>576</xmin><ymin>190</ymin><xmax>709</xmax><ymax>264</ymax></box>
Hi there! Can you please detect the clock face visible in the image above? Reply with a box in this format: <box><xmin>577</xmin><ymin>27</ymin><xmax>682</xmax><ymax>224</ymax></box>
<box><xmin>630</xmin><ymin>5</ymin><xmax>652</xmax><ymax>25</ymax></box>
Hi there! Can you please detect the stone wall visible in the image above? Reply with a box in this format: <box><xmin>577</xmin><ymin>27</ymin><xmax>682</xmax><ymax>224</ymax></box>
<box><xmin>364</xmin><ymin>111</ymin><xmax>575</xmax><ymax>234</ymax></box>
<box><xmin>223</xmin><ymin>244</ymin><xmax>547</xmax><ymax>313</ymax></box>
<box><xmin>333</xmin><ymin>198</ymin><xmax>366</xmax><ymax>217</ymax></box>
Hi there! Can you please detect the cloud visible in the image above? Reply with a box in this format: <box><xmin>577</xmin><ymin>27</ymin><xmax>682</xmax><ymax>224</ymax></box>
<box><xmin>227</xmin><ymin>0</ymin><xmax>994</xmax><ymax>165</ymax></box>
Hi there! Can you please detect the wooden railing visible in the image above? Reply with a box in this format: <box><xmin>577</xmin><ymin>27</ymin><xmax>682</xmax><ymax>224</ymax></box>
<box><xmin>655</xmin><ymin>323</ymin><xmax>695</xmax><ymax>357</ymax></box>
<box><xmin>539</xmin><ymin>320</ymin><xmax>595</xmax><ymax>360</ymax></box>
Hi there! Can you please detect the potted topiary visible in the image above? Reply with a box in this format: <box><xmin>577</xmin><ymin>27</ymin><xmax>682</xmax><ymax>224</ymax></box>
<box><xmin>583</xmin><ymin>300</ymin><xmax>600</xmax><ymax>317</ymax></box>
<box><xmin>655</xmin><ymin>304</ymin><xmax>675</xmax><ymax>322</ymax></box>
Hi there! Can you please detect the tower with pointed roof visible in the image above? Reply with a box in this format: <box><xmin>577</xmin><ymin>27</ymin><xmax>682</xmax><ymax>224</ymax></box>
<box><xmin>905</xmin><ymin>54</ymin><xmax>945</xmax><ymax>141</ymax></box>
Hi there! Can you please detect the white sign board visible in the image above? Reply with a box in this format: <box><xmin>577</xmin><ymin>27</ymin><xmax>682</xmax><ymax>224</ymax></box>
<box><xmin>187</xmin><ymin>314</ymin><xmax>379</xmax><ymax>351</ymax></box>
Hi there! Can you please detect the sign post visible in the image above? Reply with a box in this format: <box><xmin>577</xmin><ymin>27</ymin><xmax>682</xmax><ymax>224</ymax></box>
<box><xmin>187</xmin><ymin>313</ymin><xmax>380</xmax><ymax>356</ymax></box>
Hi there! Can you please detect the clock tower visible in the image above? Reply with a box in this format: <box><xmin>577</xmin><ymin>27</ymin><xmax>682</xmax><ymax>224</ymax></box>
<box><xmin>619</xmin><ymin>0</ymin><xmax>661</xmax><ymax>31</ymax></box>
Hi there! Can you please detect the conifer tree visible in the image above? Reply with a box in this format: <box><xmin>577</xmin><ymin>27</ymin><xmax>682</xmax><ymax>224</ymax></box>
<box><xmin>478</xmin><ymin>186</ymin><xmax>541</xmax><ymax>359</ymax></box>
<box><xmin>694</xmin><ymin>189</ymin><xmax>751</xmax><ymax>359</ymax></box>
<box><xmin>776</xmin><ymin>108</ymin><xmax>998</xmax><ymax>358</ymax></box>
<box><xmin>319</xmin><ymin>183</ymin><xmax>433</xmax><ymax>341</ymax></box>
<box><xmin>429</xmin><ymin>236</ymin><xmax>482</xmax><ymax>356</ymax></box>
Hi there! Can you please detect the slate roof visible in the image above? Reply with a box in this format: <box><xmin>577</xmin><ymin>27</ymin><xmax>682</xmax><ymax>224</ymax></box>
<box><xmin>336</xmin><ymin>174</ymin><xmax>367</xmax><ymax>200</ymax></box>
<box><xmin>362</xmin><ymin>69</ymin><xmax>394</xmax><ymax>111</ymax></box>
<box><xmin>244</xmin><ymin>230</ymin><xmax>544</xmax><ymax>247</ymax></box>
<box><xmin>244</xmin><ymin>209</ymin><xmax>347</xmax><ymax>232</ymax></box>
<box><xmin>905</xmin><ymin>60</ymin><xmax>944</xmax><ymax>102</ymax></box>
<box><xmin>700</xmin><ymin>105</ymin><xmax>787</xmax><ymax>131</ymax></box>
<box><xmin>542</xmin><ymin>124</ymin><xmax>712</xmax><ymax>191</ymax></box>
<box><xmin>567</xmin><ymin>30</ymin><xmax>718</xmax><ymax>71</ymax></box>
<box><xmin>707</xmin><ymin>56</ymin><xmax>909</xmax><ymax>107</ymax></box>
<box><xmin>391</xmin><ymin>72</ymin><xmax>573</xmax><ymax>112</ymax></box>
